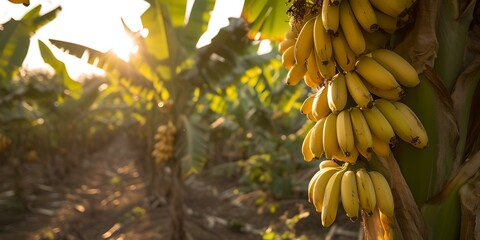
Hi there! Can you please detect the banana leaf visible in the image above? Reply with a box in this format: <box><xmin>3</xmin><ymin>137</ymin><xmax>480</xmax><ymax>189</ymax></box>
<box><xmin>177</xmin><ymin>115</ymin><xmax>210</xmax><ymax>177</ymax></box>
<box><xmin>241</xmin><ymin>0</ymin><xmax>291</xmax><ymax>41</ymax></box>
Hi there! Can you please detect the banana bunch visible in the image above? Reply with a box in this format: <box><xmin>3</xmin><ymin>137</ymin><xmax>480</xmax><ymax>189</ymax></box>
<box><xmin>308</xmin><ymin>163</ymin><xmax>394</xmax><ymax>227</ymax></box>
<box><xmin>152</xmin><ymin>122</ymin><xmax>177</xmax><ymax>164</ymax></box>
<box><xmin>0</xmin><ymin>133</ymin><xmax>12</xmax><ymax>152</ymax></box>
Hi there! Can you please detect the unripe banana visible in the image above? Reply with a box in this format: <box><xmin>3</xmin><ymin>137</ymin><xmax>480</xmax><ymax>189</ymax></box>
<box><xmin>312</xmin><ymin>166</ymin><xmax>343</xmax><ymax>212</ymax></box>
<box><xmin>327</xmin><ymin>73</ymin><xmax>348</xmax><ymax>114</ymax></box>
<box><xmin>336</xmin><ymin>110</ymin><xmax>355</xmax><ymax>157</ymax></box>
<box><xmin>339</xmin><ymin>0</ymin><xmax>366</xmax><ymax>55</ymax></box>
<box><xmin>286</xmin><ymin>63</ymin><xmax>307</xmax><ymax>86</ymax></box>
<box><xmin>310</xmin><ymin>117</ymin><xmax>327</xmax><ymax>158</ymax></box>
<box><xmin>355</xmin><ymin>168</ymin><xmax>377</xmax><ymax>215</ymax></box>
<box><xmin>344</xmin><ymin>71</ymin><xmax>374</xmax><ymax>109</ymax></box>
<box><xmin>302</xmin><ymin>126</ymin><xmax>315</xmax><ymax>162</ymax></box>
<box><xmin>323</xmin><ymin>113</ymin><xmax>340</xmax><ymax>159</ymax></box>
<box><xmin>282</xmin><ymin>46</ymin><xmax>296</xmax><ymax>70</ymax></box>
<box><xmin>315</xmin><ymin>55</ymin><xmax>337</xmax><ymax>80</ymax></box>
<box><xmin>294</xmin><ymin>17</ymin><xmax>316</xmax><ymax>64</ymax></box>
<box><xmin>355</xmin><ymin>55</ymin><xmax>400</xmax><ymax>90</ymax></box>
<box><xmin>306</xmin><ymin>51</ymin><xmax>325</xmax><ymax>87</ymax></box>
<box><xmin>312</xmin><ymin>85</ymin><xmax>331</xmax><ymax>120</ymax></box>
<box><xmin>331</xmin><ymin>29</ymin><xmax>356</xmax><ymax>72</ymax></box>
<box><xmin>314</xmin><ymin>15</ymin><xmax>333</xmax><ymax>64</ymax></box>
<box><xmin>321</xmin><ymin>169</ymin><xmax>346</xmax><ymax>227</ymax></box>
<box><xmin>392</xmin><ymin>101</ymin><xmax>428</xmax><ymax>148</ymax></box>
<box><xmin>362</xmin><ymin>105</ymin><xmax>396</xmax><ymax>144</ymax></box>
<box><xmin>368</xmin><ymin>0</ymin><xmax>412</xmax><ymax>17</ymax></box>
<box><xmin>368</xmin><ymin>171</ymin><xmax>395</xmax><ymax>218</ymax></box>
<box><xmin>350</xmin><ymin>107</ymin><xmax>373</xmax><ymax>155</ymax></box>
<box><xmin>279</xmin><ymin>38</ymin><xmax>296</xmax><ymax>54</ymax></box>
<box><xmin>319</xmin><ymin>159</ymin><xmax>341</xmax><ymax>169</ymax></box>
<box><xmin>349</xmin><ymin>0</ymin><xmax>378</xmax><ymax>32</ymax></box>
<box><xmin>362</xmin><ymin>78</ymin><xmax>406</xmax><ymax>101</ymax></box>
<box><xmin>371</xmin><ymin>134</ymin><xmax>391</xmax><ymax>158</ymax></box>
<box><xmin>374</xmin><ymin>99</ymin><xmax>419</xmax><ymax>145</ymax></box>
<box><xmin>322</xmin><ymin>0</ymin><xmax>340</xmax><ymax>34</ymax></box>
<box><xmin>370</xmin><ymin>49</ymin><xmax>420</xmax><ymax>87</ymax></box>
<box><xmin>300</xmin><ymin>94</ymin><xmax>316</xmax><ymax>115</ymax></box>
<box><xmin>332</xmin><ymin>146</ymin><xmax>359</xmax><ymax>164</ymax></box>
<box><xmin>341</xmin><ymin>170</ymin><xmax>360</xmax><ymax>221</ymax></box>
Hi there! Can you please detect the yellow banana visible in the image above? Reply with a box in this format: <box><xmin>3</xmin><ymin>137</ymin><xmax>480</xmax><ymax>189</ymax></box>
<box><xmin>336</xmin><ymin>110</ymin><xmax>355</xmax><ymax>157</ymax></box>
<box><xmin>332</xmin><ymin>146</ymin><xmax>359</xmax><ymax>164</ymax></box>
<box><xmin>349</xmin><ymin>0</ymin><xmax>378</xmax><ymax>32</ymax></box>
<box><xmin>370</xmin><ymin>48</ymin><xmax>420</xmax><ymax>87</ymax></box>
<box><xmin>330</xmin><ymin>0</ymin><xmax>342</xmax><ymax>7</ymax></box>
<box><xmin>302</xmin><ymin>127</ymin><xmax>315</xmax><ymax>162</ymax></box>
<box><xmin>372</xmin><ymin>134</ymin><xmax>391</xmax><ymax>158</ymax></box>
<box><xmin>355</xmin><ymin>168</ymin><xmax>376</xmax><ymax>215</ymax></box>
<box><xmin>300</xmin><ymin>94</ymin><xmax>316</xmax><ymax>115</ymax></box>
<box><xmin>279</xmin><ymin>38</ymin><xmax>296</xmax><ymax>54</ymax></box>
<box><xmin>363</xmin><ymin>29</ymin><xmax>391</xmax><ymax>53</ymax></box>
<box><xmin>310</xmin><ymin>117</ymin><xmax>327</xmax><ymax>158</ymax></box>
<box><xmin>285</xmin><ymin>63</ymin><xmax>307</xmax><ymax>86</ymax></box>
<box><xmin>284</xmin><ymin>28</ymin><xmax>299</xmax><ymax>40</ymax></box>
<box><xmin>374</xmin><ymin>99</ymin><xmax>419</xmax><ymax>145</ymax></box>
<box><xmin>315</xmin><ymin>55</ymin><xmax>337</xmax><ymax>80</ymax></box>
<box><xmin>368</xmin><ymin>0</ymin><xmax>412</xmax><ymax>17</ymax></box>
<box><xmin>314</xmin><ymin>15</ymin><xmax>333</xmax><ymax>64</ymax></box>
<box><xmin>322</xmin><ymin>0</ymin><xmax>340</xmax><ymax>34</ymax></box>
<box><xmin>294</xmin><ymin>17</ymin><xmax>316</xmax><ymax>64</ymax></box>
<box><xmin>323</xmin><ymin>113</ymin><xmax>340</xmax><ymax>159</ymax></box>
<box><xmin>307</xmin><ymin>112</ymin><xmax>318</xmax><ymax>122</ymax></box>
<box><xmin>281</xmin><ymin>45</ymin><xmax>296</xmax><ymax>71</ymax></box>
<box><xmin>305</xmin><ymin>72</ymin><xmax>321</xmax><ymax>90</ymax></box>
<box><xmin>392</xmin><ymin>101</ymin><xmax>428</xmax><ymax>148</ymax></box>
<box><xmin>306</xmin><ymin>51</ymin><xmax>325</xmax><ymax>87</ymax></box>
<box><xmin>319</xmin><ymin>159</ymin><xmax>341</xmax><ymax>169</ymax></box>
<box><xmin>362</xmin><ymin>105</ymin><xmax>396</xmax><ymax>144</ymax></box>
<box><xmin>321</xmin><ymin>169</ymin><xmax>346</xmax><ymax>227</ymax></box>
<box><xmin>374</xmin><ymin>8</ymin><xmax>399</xmax><ymax>34</ymax></box>
<box><xmin>355</xmin><ymin>55</ymin><xmax>400</xmax><ymax>90</ymax></box>
<box><xmin>341</xmin><ymin>170</ymin><xmax>360</xmax><ymax>221</ymax></box>
<box><xmin>331</xmin><ymin>29</ymin><xmax>356</xmax><ymax>72</ymax></box>
<box><xmin>327</xmin><ymin>73</ymin><xmax>348</xmax><ymax>114</ymax></box>
<box><xmin>339</xmin><ymin>0</ymin><xmax>366</xmax><ymax>55</ymax></box>
<box><xmin>8</xmin><ymin>0</ymin><xmax>29</xmax><ymax>6</ymax></box>
<box><xmin>344</xmin><ymin>71</ymin><xmax>374</xmax><ymax>109</ymax></box>
<box><xmin>368</xmin><ymin>171</ymin><xmax>395</xmax><ymax>218</ymax></box>
<box><xmin>312</xmin><ymin>166</ymin><xmax>343</xmax><ymax>212</ymax></box>
<box><xmin>312</xmin><ymin>85</ymin><xmax>331</xmax><ymax>120</ymax></box>
<box><xmin>362</xmin><ymin>78</ymin><xmax>406</xmax><ymax>100</ymax></box>
<box><xmin>350</xmin><ymin>107</ymin><xmax>373</xmax><ymax>155</ymax></box>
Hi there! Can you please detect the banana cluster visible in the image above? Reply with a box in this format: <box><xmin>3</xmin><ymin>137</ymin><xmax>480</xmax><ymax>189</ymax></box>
<box><xmin>152</xmin><ymin>122</ymin><xmax>177</xmax><ymax>164</ymax></box>
<box><xmin>308</xmin><ymin>162</ymin><xmax>394</xmax><ymax>227</ymax></box>
<box><xmin>0</xmin><ymin>134</ymin><xmax>12</xmax><ymax>152</ymax></box>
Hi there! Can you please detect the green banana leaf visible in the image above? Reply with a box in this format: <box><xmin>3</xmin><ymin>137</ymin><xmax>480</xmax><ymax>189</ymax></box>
<box><xmin>177</xmin><ymin>115</ymin><xmax>210</xmax><ymax>177</ymax></box>
<box><xmin>241</xmin><ymin>0</ymin><xmax>291</xmax><ymax>41</ymax></box>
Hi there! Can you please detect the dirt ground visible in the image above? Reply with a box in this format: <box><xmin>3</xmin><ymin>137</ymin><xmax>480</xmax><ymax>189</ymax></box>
<box><xmin>0</xmin><ymin>134</ymin><xmax>362</xmax><ymax>240</ymax></box>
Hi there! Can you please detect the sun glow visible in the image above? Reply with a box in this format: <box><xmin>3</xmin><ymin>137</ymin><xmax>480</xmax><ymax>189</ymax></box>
<box><xmin>111</xmin><ymin>34</ymin><xmax>139</xmax><ymax>62</ymax></box>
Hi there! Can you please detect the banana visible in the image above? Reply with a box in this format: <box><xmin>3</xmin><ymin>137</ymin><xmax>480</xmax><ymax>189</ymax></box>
<box><xmin>372</xmin><ymin>134</ymin><xmax>391</xmax><ymax>158</ymax></box>
<box><xmin>374</xmin><ymin>99</ymin><xmax>419</xmax><ymax>145</ymax></box>
<box><xmin>307</xmin><ymin>112</ymin><xmax>318</xmax><ymax>122</ymax></box>
<box><xmin>362</xmin><ymin>105</ymin><xmax>396</xmax><ymax>144</ymax></box>
<box><xmin>282</xmin><ymin>45</ymin><xmax>296</xmax><ymax>71</ymax></box>
<box><xmin>370</xmin><ymin>49</ymin><xmax>420</xmax><ymax>87</ymax></box>
<box><xmin>363</xmin><ymin>29</ymin><xmax>391</xmax><ymax>52</ymax></box>
<box><xmin>315</xmin><ymin>55</ymin><xmax>337</xmax><ymax>80</ymax></box>
<box><xmin>321</xmin><ymin>169</ymin><xmax>346</xmax><ymax>227</ymax></box>
<box><xmin>312</xmin><ymin>166</ymin><xmax>344</xmax><ymax>212</ymax></box>
<box><xmin>368</xmin><ymin>0</ymin><xmax>412</xmax><ymax>17</ymax></box>
<box><xmin>8</xmin><ymin>0</ymin><xmax>29</xmax><ymax>6</ymax></box>
<box><xmin>312</xmin><ymin>85</ymin><xmax>331</xmax><ymax>120</ymax></box>
<box><xmin>336</xmin><ymin>110</ymin><xmax>355</xmax><ymax>157</ymax></box>
<box><xmin>349</xmin><ymin>0</ymin><xmax>378</xmax><ymax>32</ymax></box>
<box><xmin>294</xmin><ymin>17</ymin><xmax>316</xmax><ymax>64</ymax></box>
<box><xmin>302</xmin><ymin>127</ymin><xmax>315</xmax><ymax>162</ymax></box>
<box><xmin>341</xmin><ymin>170</ymin><xmax>360</xmax><ymax>221</ymax></box>
<box><xmin>339</xmin><ymin>0</ymin><xmax>366</xmax><ymax>55</ymax></box>
<box><xmin>308</xmin><ymin>170</ymin><xmax>323</xmax><ymax>203</ymax></box>
<box><xmin>285</xmin><ymin>63</ymin><xmax>307</xmax><ymax>86</ymax></box>
<box><xmin>355</xmin><ymin>55</ymin><xmax>400</xmax><ymax>90</ymax></box>
<box><xmin>344</xmin><ymin>71</ymin><xmax>374</xmax><ymax>109</ymax></box>
<box><xmin>314</xmin><ymin>15</ymin><xmax>334</xmax><ymax>64</ymax></box>
<box><xmin>322</xmin><ymin>0</ymin><xmax>340</xmax><ymax>34</ymax></box>
<box><xmin>306</xmin><ymin>51</ymin><xmax>325</xmax><ymax>87</ymax></box>
<box><xmin>285</xmin><ymin>28</ymin><xmax>299</xmax><ymax>39</ymax></box>
<box><xmin>310</xmin><ymin>117</ymin><xmax>327</xmax><ymax>158</ymax></box>
<box><xmin>368</xmin><ymin>171</ymin><xmax>395</xmax><ymax>218</ymax></box>
<box><xmin>330</xmin><ymin>0</ymin><xmax>342</xmax><ymax>6</ymax></box>
<box><xmin>279</xmin><ymin>38</ymin><xmax>296</xmax><ymax>54</ymax></box>
<box><xmin>350</xmin><ymin>107</ymin><xmax>373</xmax><ymax>155</ymax></box>
<box><xmin>319</xmin><ymin>159</ymin><xmax>341</xmax><ymax>169</ymax></box>
<box><xmin>362</xmin><ymin>78</ymin><xmax>406</xmax><ymax>100</ymax></box>
<box><xmin>392</xmin><ymin>101</ymin><xmax>428</xmax><ymax>148</ymax></box>
<box><xmin>323</xmin><ymin>113</ymin><xmax>340</xmax><ymax>159</ymax></box>
<box><xmin>332</xmin><ymin>145</ymin><xmax>359</xmax><ymax>164</ymax></box>
<box><xmin>355</xmin><ymin>168</ymin><xmax>376</xmax><ymax>215</ymax></box>
<box><xmin>300</xmin><ymin>94</ymin><xmax>316</xmax><ymax>115</ymax></box>
<box><xmin>374</xmin><ymin>8</ymin><xmax>399</xmax><ymax>34</ymax></box>
<box><xmin>305</xmin><ymin>73</ymin><xmax>321</xmax><ymax>90</ymax></box>
<box><xmin>331</xmin><ymin>29</ymin><xmax>356</xmax><ymax>72</ymax></box>
<box><xmin>327</xmin><ymin>73</ymin><xmax>348</xmax><ymax>114</ymax></box>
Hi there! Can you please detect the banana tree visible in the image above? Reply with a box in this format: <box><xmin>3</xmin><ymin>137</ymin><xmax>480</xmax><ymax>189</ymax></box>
<box><xmin>241</xmin><ymin>0</ymin><xmax>480</xmax><ymax>239</ymax></box>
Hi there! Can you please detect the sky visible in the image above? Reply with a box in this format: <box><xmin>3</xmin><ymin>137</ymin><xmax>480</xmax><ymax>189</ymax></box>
<box><xmin>0</xmin><ymin>0</ymin><xmax>245</xmax><ymax>78</ymax></box>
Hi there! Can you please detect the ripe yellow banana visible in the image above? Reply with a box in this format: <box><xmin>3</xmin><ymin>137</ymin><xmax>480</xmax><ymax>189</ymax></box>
<box><xmin>314</xmin><ymin>15</ymin><xmax>333</xmax><ymax>64</ymax></box>
<box><xmin>350</xmin><ymin>107</ymin><xmax>373</xmax><ymax>155</ymax></box>
<box><xmin>312</xmin><ymin>166</ymin><xmax>344</xmax><ymax>212</ymax></box>
<box><xmin>319</xmin><ymin>159</ymin><xmax>341</xmax><ymax>169</ymax></box>
<box><xmin>392</xmin><ymin>101</ymin><xmax>428</xmax><ymax>148</ymax></box>
<box><xmin>370</xmin><ymin>49</ymin><xmax>420</xmax><ymax>87</ymax></box>
<box><xmin>284</xmin><ymin>28</ymin><xmax>299</xmax><ymax>39</ymax></box>
<box><xmin>339</xmin><ymin>0</ymin><xmax>366</xmax><ymax>55</ymax></box>
<box><xmin>332</xmin><ymin>145</ymin><xmax>359</xmax><ymax>164</ymax></box>
<box><xmin>355</xmin><ymin>168</ymin><xmax>376</xmax><ymax>215</ymax></box>
<box><xmin>322</xmin><ymin>0</ymin><xmax>340</xmax><ymax>34</ymax></box>
<box><xmin>294</xmin><ymin>17</ymin><xmax>316</xmax><ymax>64</ymax></box>
<box><xmin>374</xmin><ymin>8</ymin><xmax>399</xmax><ymax>34</ymax></box>
<box><xmin>374</xmin><ymin>99</ymin><xmax>419</xmax><ymax>145</ymax></box>
<box><xmin>306</xmin><ymin>51</ymin><xmax>325</xmax><ymax>87</ymax></box>
<box><xmin>344</xmin><ymin>71</ymin><xmax>374</xmax><ymax>109</ymax></box>
<box><xmin>362</xmin><ymin>78</ymin><xmax>406</xmax><ymax>101</ymax></box>
<box><xmin>323</xmin><ymin>113</ymin><xmax>340</xmax><ymax>159</ymax></box>
<box><xmin>279</xmin><ymin>38</ymin><xmax>296</xmax><ymax>54</ymax></box>
<box><xmin>368</xmin><ymin>171</ymin><xmax>395</xmax><ymax>218</ymax></box>
<box><xmin>355</xmin><ymin>55</ymin><xmax>400</xmax><ymax>90</ymax></box>
<box><xmin>327</xmin><ymin>73</ymin><xmax>348</xmax><ymax>114</ymax></box>
<box><xmin>302</xmin><ymin>127</ymin><xmax>315</xmax><ymax>162</ymax></box>
<box><xmin>307</xmin><ymin>112</ymin><xmax>318</xmax><ymax>122</ymax></box>
<box><xmin>305</xmin><ymin>73</ymin><xmax>321</xmax><ymax>90</ymax></box>
<box><xmin>312</xmin><ymin>85</ymin><xmax>331</xmax><ymax>120</ymax></box>
<box><xmin>282</xmin><ymin>46</ymin><xmax>296</xmax><ymax>71</ymax></box>
<box><xmin>331</xmin><ymin>29</ymin><xmax>356</xmax><ymax>72</ymax></box>
<box><xmin>308</xmin><ymin>169</ymin><xmax>324</xmax><ymax>203</ymax></box>
<box><xmin>8</xmin><ymin>0</ymin><xmax>29</xmax><ymax>6</ymax></box>
<box><xmin>300</xmin><ymin>94</ymin><xmax>316</xmax><ymax>115</ymax></box>
<box><xmin>349</xmin><ymin>0</ymin><xmax>378</xmax><ymax>32</ymax></box>
<box><xmin>315</xmin><ymin>55</ymin><xmax>337</xmax><ymax>80</ymax></box>
<box><xmin>310</xmin><ymin>117</ymin><xmax>327</xmax><ymax>158</ymax></box>
<box><xmin>362</xmin><ymin>105</ymin><xmax>396</xmax><ymax>144</ymax></box>
<box><xmin>336</xmin><ymin>110</ymin><xmax>355</xmax><ymax>157</ymax></box>
<box><xmin>321</xmin><ymin>169</ymin><xmax>346</xmax><ymax>227</ymax></box>
<box><xmin>368</xmin><ymin>0</ymin><xmax>412</xmax><ymax>17</ymax></box>
<box><xmin>286</xmin><ymin>63</ymin><xmax>307</xmax><ymax>86</ymax></box>
<box><xmin>341</xmin><ymin>170</ymin><xmax>360</xmax><ymax>221</ymax></box>
<box><xmin>372</xmin><ymin>134</ymin><xmax>391</xmax><ymax>158</ymax></box>
<box><xmin>330</xmin><ymin>0</ymin><xmax>342</xmax><ymax>7</ymax></box>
